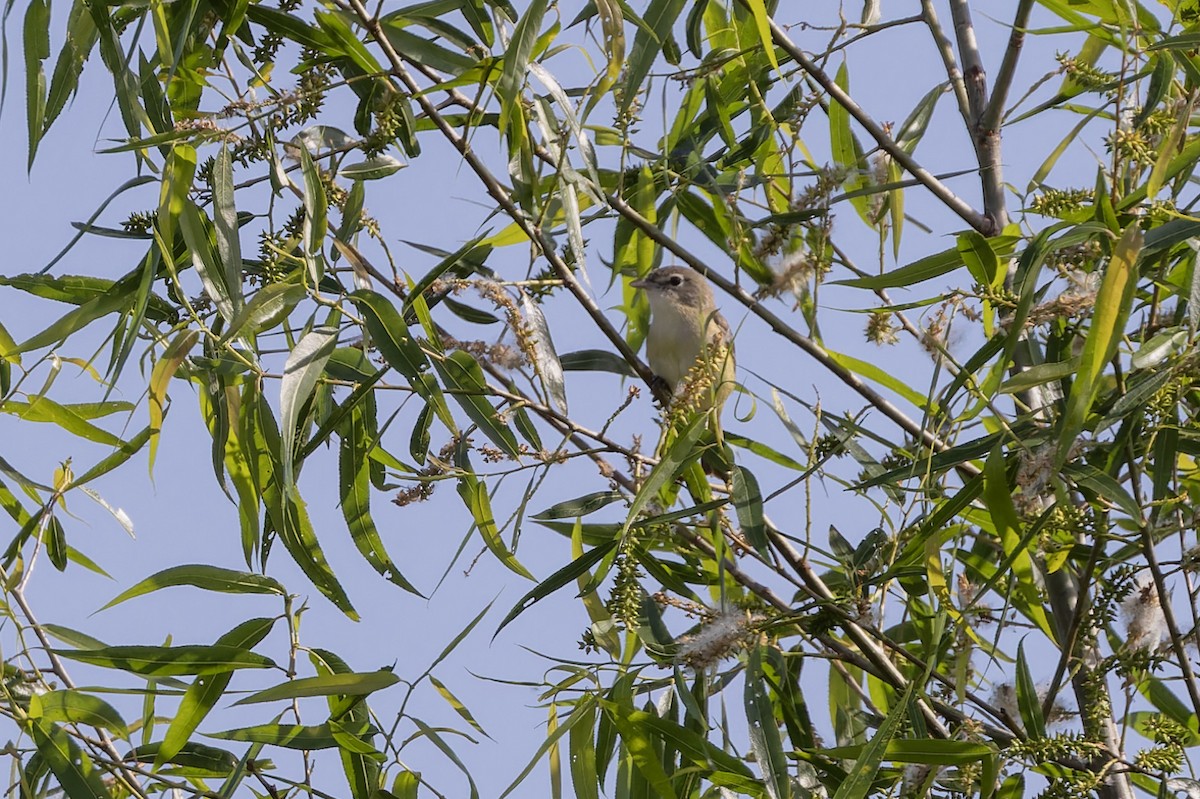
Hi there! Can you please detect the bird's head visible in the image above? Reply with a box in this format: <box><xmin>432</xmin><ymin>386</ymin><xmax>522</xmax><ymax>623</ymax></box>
<box><xmin>630</xmin><ymin>267</ymin><xmax>715</xmax><ymax>320</ymax></box>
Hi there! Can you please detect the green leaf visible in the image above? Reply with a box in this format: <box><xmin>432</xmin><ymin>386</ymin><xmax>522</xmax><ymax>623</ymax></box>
<box><xmin>100</xmin><ymin>565</ymin><xmax>286</xmax><ymax>610</ymax></box>
<box><xmin>426</xmin><ymin>597</ymin><xmax>497</xmax><ymax>678</ymax></box>
<box><xmin>279</xmin><ymin>326</ymin><xmax>339</xmax><ymax>493</ymax></box>
<box><xmin>746</xmin><ymin>645</ymin><xmax>789</xmax><ymax>799</ymax></box>
<box><xmin>896</xmin><ymin>82</ymin><xmax>948</xmax><ymax>154</ymax></box>
<box><xmin>621</xmin><ymin>414</ymin><xmax>707</xmax><ymax>536</ymax></box>
<box><xmin>410</xmin><ymin>717</ymin><xmax>481</xmax><ymax>799</ymax></box>
<box><xmin>496</xmin><ymin>0</ymin><xmax>547</xmax><ymax>132</ymax></box>
<box><xmin>833</xmin><ymin>233</ymin><xmax>1022</xmax><ymax>289</ymax></box>
<box><xmin>0</xmin><ymin>271</ymin><xmax>172</xmax><ymax>321</ymax></box>
<box><xmin>351</xmin><ymin>289</ymin><xmax>455</xmax><ymax>431</ymax></box>
<box><xmin>314</xmin><ymin>10</ymin><xmax>386</xmax><ymax>76</ymax></box>
<box><xmin>148</xmin><ymin>328</ymin><xmax>200</xmax><ymax>470</ymax></box>
<box><xmin>43</xmin><ymin>514</ymin><xmax>66</xmax><ymax>570</ymax></box>
<box><xmin>179</xmin><ymin>200</ymin><xmax>237</xmax><ymax>324</ymax></box>
<box><xmin>28</xmin><ymin>690</ymin><xmax>128</xmax><ymax>740</ymax></box>
<box><xmin>299</xmin><ymin>145</ymin><xmax>328</xmax><ymax>284</ymax></box>
<box><xmin>157</xmin><ymin>144</ymin><xmax>196</xmax><ymax>263</ymax></box>
<box><xmin>568</xmin><ymin>699</ymin><xmax>600</xmax><ymax>799</ymax></box>
<box><xmin>731</xmin><ymin>466</ymin><xmax>768</xmax><ymax>561</ymax></box>
<box><xmin>9</xmin><ymin>281</ymin><xmax>127</xmax><ymax>352</ymax></box>
<box><xmin>726</xmin><ymin>433</ymin><xmax>808</xmax><ymax>471</ymax></box>
<box><xmin>620</xmin><ymin>0</ymin><xmax>686</xmax><ymax>117</ymax></box>
<box><xmin>211</xmin><ymin>145</ymin><xmax>243</xmax><ymax>317</ymax></box>
<box><xmin>391</xmin><ymin>771</ymin><xmax>421</xmax><ymax>799</ymax></box>
<box><xmin>339</xmin><ymin>403</ymin><xmax>423</xmax><ymax>596</ymax></box>
<box><xmin>1</xmin><ymin>395</ymin><xmax>126</xmax><ymax>447</ymax></box>
<box><xmin>456</xmin><ymin>452</ymin><xmax>534</xmax><ymax>580</ymax></box>
<box><xmin>339</xmin><ymin>155</ymin><xmax>405</xmax><ymax>180</ymax></box>
<box><xmin>428</xmin><ymin>674</ymin><xmax>489</xmax><ymax>737</ymax></box>
<box><xmin>602</xmin><ymin>700</ymin><xmax>678</xmax><ymax>799</ymax></box>
<box><xmin>262</xmin><ymin>444</ymin><xmax>358</xmax><ymax>618</ymax></box>
<box><xmin>42</xmin><ymin>0</ymin><xmax>97</xmax><ymax>146</ymax></box>
<box><xmin>1057</xmin><ymin>223</ymin><xmax>1142</xmax><ymax>467</ymax></box>
<box><xmin>23</xmin><ymin>0</ymin><xmax>49</xmax><ymax>169</ymax></box>
<box><xmin>378</xmin><ymin>23</ymin><xmax>478</xmax><ymax>75</ymax></box>
<box><xmin>401</xmin><ymin>236</ymin><xmax>491</xmax><ymax>315</ymax></box>
<box><xmin>208</xmin><ymin>721</ymin><xmax>376</xmax><ymax>749</ymax></box>
<box><xmin>493</xmin><ymin>540</ymin><xmax>618</xmax><ymax>639</ymax></box>
<box><xmin>830</xmin><ymin>681</ymin><xmax>915</xmax><ymax>799</ymax></box>
<box><xmin>309</xmin><ymin>648</ymin><xmax>382</xmax><ymax>799</ymax></box>
<box><xmin>958</xmin><ymin>230</ymin><xmax>1003</xmax><ymax>289</ymax></box>
<box><xmin>998</xmin><ymin>358</ymin><xmax>1080</xmax><ymax>395</ymax></box>
<box><xmin>826</xmin><ymin>349</ymin><xmax>934</xmax><ymax>411</ymax></box>
<box><xmin>533</xmin><ymin>491</ymin><xmax>625</xmax><ymax>520</ymax></box>
<box><xmin>559</xmin><ymin>349</ymin><xmax>638</xmax><ymax>376</ymax></box>
<box><xmin>159</xmin><ymin>618</ymin><xmax>276</xmax><ymax>766</ymax></box>
<box><xmin>68</xmin><ymin>427</ymin><xmax>153</xmax><ymax>488</ymax></box>
<box><xmin>54</xmin><ymin>645</ymin><xmax>276</xmax><ymax>676</ymax></box>
<box><xmin>234</xmin><ymin>670</ymin><xmax>399</xmax><ymax>706</ymax></box>
<box><xmin>130</xmin><ymin>742</ymin><xmax>242</xmax><ymax>775</ymax></box>
<box><xmin>829</xmin><ymin>63</ymin><xmax>872</xmax><ymax>224</ymax></box>
<box><xmin>743</xmin><ymin>0</ymin><xmax>778</xmax><ymax>71</ymax></box>
<box><xmin>982</xmin><ymin>446</ymin><xmax>1052</xmax><ymax>637</ymax></box>
<box><xmin>600</xmin><ymin>699</ymin><xmax>757</xmax><ymax>789</ymax></box>
<box><xmin>833</xmin><ymin>248</ymin><xmax>962</xmax><ymax>290</ymax></box>
<box><xmin>0</xmin><ymin>400</ymin><xmax>130</xmax><ymax>419</ymax></box>
<box><xmin>1015</xmin><ymin>639</ymin><xmax>1046</xmax><ymax>739</ymax></box>
<box><xmin>29</xmin><ymin>720</ymin><xmax>112</xmax><ymax>799</ymax></box>
<box><xmin>222</xmin><ymin>282</ymin><xmax>306</xmax><ymax>342</ymax></box>
<box><xmin>433</xmin><ymin>350</ymin><xmax>522</xmax><ymax>459</ymax></box>
<box><xmin>819</xmin><ymin>739</ymin><xmax>995</xmax><ymax>765</ymax></box>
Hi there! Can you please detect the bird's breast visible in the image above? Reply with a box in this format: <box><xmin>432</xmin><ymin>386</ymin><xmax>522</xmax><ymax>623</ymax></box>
<box><xmin>645</xmin><ymin>305</ymin><xmax>705</xmax><ymax>390</ymax></box>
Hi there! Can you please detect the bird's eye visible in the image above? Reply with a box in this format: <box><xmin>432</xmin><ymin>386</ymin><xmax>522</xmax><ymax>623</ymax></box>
<box><xmin>668</xmin><ymin>275</ymin><xmax>683</xmax><ymax>286</ymax></box>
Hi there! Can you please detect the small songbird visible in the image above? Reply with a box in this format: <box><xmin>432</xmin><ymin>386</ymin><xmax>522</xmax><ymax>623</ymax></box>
<box><xmin>630</xmin><ymin>266</ymin><xmax>736</xmax><ymax>436</ymax></box>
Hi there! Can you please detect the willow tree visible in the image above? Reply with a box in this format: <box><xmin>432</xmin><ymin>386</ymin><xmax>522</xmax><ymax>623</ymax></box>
<box><xmin>3</xmin><ymin>1</ymin><xmax>1199</xmax><ymax>798</ymax></box>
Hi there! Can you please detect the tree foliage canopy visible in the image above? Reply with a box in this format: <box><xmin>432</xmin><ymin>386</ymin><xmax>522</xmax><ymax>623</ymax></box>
<box><xmin>4</xmin><ymin>1</ymin><xmax>1200</xmax><ymax>799</ymax></box>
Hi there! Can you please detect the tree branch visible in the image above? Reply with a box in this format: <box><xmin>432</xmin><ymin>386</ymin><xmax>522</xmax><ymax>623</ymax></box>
<box><xmin>763</xmin><ymin>15</ymin><xmax>992</xmax><ymax>234</ymax></box>
<box><xmin>948</xmin><ymin>0</ymin><xmax>987</xmax><ymax>121</ymax></box>
<box><xmin>983</xmin><ymin>0</ymin><xmax>1034</xmax><ymax>133</ymax></box>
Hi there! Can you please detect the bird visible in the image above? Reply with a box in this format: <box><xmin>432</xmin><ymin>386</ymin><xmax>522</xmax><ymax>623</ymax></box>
<box><xmin>630</xmin><ymin>266</ymin><xmax>736</xmax><ymax>444</ymax></box>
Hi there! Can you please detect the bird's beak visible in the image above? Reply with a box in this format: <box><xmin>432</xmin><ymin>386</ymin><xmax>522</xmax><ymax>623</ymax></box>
<box><xmin>629</xmin><ymin>277</ymin><xmax>649</xmax><ymax>289</ymax></box>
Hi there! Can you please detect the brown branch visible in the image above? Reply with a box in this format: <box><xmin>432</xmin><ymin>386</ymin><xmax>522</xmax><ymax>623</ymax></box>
<box><xmin>762</xmin><ymin>15</ymin><xmax>992</xmax><ymax>234</ymax></box>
